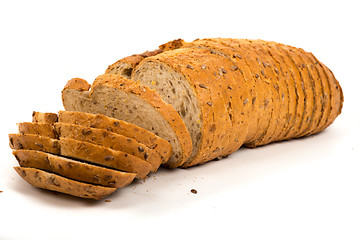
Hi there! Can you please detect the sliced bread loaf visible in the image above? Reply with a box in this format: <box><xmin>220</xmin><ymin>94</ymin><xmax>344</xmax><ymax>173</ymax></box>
<box><xmin>14</xmin><ymin>167</ymin><xmax>116</xmax><ymax>200</ymax></box>
<box><xmin>13</xmin><ymin>150</ymin><xmax>136</xmax><ymax>188</ymax></box>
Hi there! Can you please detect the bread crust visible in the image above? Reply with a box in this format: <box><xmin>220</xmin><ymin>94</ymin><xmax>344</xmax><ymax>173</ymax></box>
<box><xmin>14</xmin><ymin>167</ymin><xmax>116</xmax><ymax>200</ymax></box>
<box><xmin>18</xmin><ymin>122</ymin><xmax>57</xmax><ymax>138</ymax></box>
<box><xmin>13</xmin><ymin>150</ymin><xmax>136</xmax><ymax>188</ymax></box>
<box><xmin>32</xmin><ymin>111</ymin><xmax>58</xmax><ymax>124</ymax></box>
<box><xmin>59</xmin><ymin>111</ymin><xmax>172</xmax><ymax>165</ymax></box>
<box><xmin>9</xmin><ymin>134</ymin><xmax>152</xmax><ymax>179</ymax></box>
<box><xmin>54</xmin><ymin>122</ymin><xmax>162</xmax><ymax>172</ymax></box>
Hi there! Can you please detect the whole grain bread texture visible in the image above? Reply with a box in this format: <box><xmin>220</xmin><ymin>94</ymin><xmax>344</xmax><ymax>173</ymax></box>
<box><xmin>13</xmin><ymin>150</ymin><xmax>136</xmax><ymax>188</ymax></box>
<box><xmin>18</xmin><ymin>121</ymin><xmax>162</xmax><ymax>172</ymax></box>
<box><xmin>33</xmin><ymin>110</ymin><xmax>172</xmax><ymax>165</ymax></box>
<box><xmin>14</xmin><ymin>167</ymin><xmax>116</xmax><ymax>200</ymax></box>
<box><xmin>63</xmin><ymin>38</ymin><xmax>343</xmax><ymax>167</ymax></box>
<box><xmin>62</xmin><ymin>76</ymin><xmax>191</xmax><ymax>168</ymax></box>
<box><xmin>9</xmin><ymin>133</ymin><xmax>152</xmax><ymax>179</ymax></box>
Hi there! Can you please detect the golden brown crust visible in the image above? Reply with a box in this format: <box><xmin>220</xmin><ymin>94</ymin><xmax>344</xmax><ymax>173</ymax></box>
<box><xmin>32</xmin><ymin>111</ymin><xmax>58</xmax><ymax>124</ymax></box>
<box><xmin>54</xmin><ymin>122</ymin><xmax>162</xmax><ymax>172</ymax></box>
<box><xmin>181</xmin><ymin>41</ymin><xmax>250</xmax><ymax>164</ymax></box>
<box><xmin>14</xmin><ymin>167</ymin><xmax>116</xmax><ymax>200</ymax></box>
<box><xmin>13</xmin><ymin>150</ymin><xmax>136</xmax><ymax>188</ymax></box>
<box><xmin>63</xmin><ymin>78</ymin><xmax>91</xmax><ymax>91</ymax></box>
<box><xmin>9</xmin><ymin>133</ymin><xmax>60</xmax><ymax>154</ymax></box>
<box><xmin>92</xmin><ymin>74</ymin><xmax>191</xmax><ymax>168</ymax></box>
<box><xmin>59</xmin><ymin>137</ymin><xmax>152</xmax><ymax>179</ymax></box>
<box><xmin>105</xmin><ymin>49</ymin><xmax>164</xmax><ymax>76</ymax></box>
<box><xmin>18</xmin><ymin>122</ymin><xmax>57</xmax><ymax>138</ymax></box>
<box><xmin>58</xmin><ymin>111</ymin><xmax>172</xmax><ymax>164</ymax></box>
<box><xmin>159</xmin><ymin>39</ymin><xmax>185</xmax><ymax>51</ymax></box>
<box><xmin>9</xmin><ymin>133</ymin><xmax>152</xmax><ymax>179</ymax></box>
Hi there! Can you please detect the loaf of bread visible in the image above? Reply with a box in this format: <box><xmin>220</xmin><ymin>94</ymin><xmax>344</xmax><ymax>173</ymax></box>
<box><xmin>9</xmin><ymin>38</ymin><xmax>344</xmax><ymax>200</ymax></box>
<box><xmin>63</xmin><ymin>38</ymin><xmax>343</xmax><ymax>168</ymax></box>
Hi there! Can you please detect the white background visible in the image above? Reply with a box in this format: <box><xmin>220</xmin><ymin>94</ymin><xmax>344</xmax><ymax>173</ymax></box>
<box><xmin>0</xmin><ymin>0</ymin><xmax>359</xmax><ymax>239</ymax></box>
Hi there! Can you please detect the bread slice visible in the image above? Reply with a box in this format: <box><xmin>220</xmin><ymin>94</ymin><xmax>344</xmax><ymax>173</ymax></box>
<box><xmin>32</xmin><ymin>111</ymin><xmax>58</xmax><ymax>124</ymax></box>
<box><xmin>13</xmin><ymin>150</ymin><xmax>136</xmax><ymax>188</ymax></box>
<box><xmin>62</xmin><ymin>76</ymin><xmax>191</xmax><ymax>168</ymax></box>
<box><xmin>18</xmin><ymin>122</ymin><xmax>57</xmax><ymax>138</ymax></box>
<box><xmin>14</xmin><ymin>167</ymin><xmax>116</xmax><ymax>200</ymax></box>
<box><xmin>9</xmin><ymin>134</ymin><xmax>152</xmax><ymax>179</ymax></box>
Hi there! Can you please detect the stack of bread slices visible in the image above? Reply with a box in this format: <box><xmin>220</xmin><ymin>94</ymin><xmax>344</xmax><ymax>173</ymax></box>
<box><xmin>9</xmin><ymin>111</ymin><xmax>172</xmax><ymax>199</ymax></box>
<box><xmin>9</xmin><ymin>38</ymin><xmax>344</xmax><ymax>200</ymax></box>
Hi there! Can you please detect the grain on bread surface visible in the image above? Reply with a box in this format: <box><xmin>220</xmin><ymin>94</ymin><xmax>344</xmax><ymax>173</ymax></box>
<box><xmin>14</xmin><ymin>167</ymin><xmax>116</xmax><ymax>200</ymax></box>
<box><xmin>9</xmin><ymin>133</ymin><xmax>152</xmax><ymax>179</ymax></box>
<box><xmin>91</xmin><ymin>74</ymin><xmax>192</xmax><ymax>168</ymax></box>
<box><xmin>13</xmin><ymin>150</ymin><xmax>136</xmax><ymax>188</ymax></box>
<box><xmin>58</xmin><ymin>111</ymin><xmax>172</xmax><ymax>165</ymax></box>
<box><xmin>54</xmin><ymin>122</ymin><xmax>162</xmax><ymax>172</ymax></box>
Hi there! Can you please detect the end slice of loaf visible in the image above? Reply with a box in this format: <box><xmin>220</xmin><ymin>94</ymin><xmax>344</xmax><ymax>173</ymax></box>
<box><xmin>13</xmin><ymin>150</ymin><xmax>136</xmax><ymax>188</ymax></box>
<box><xmin>14</xmin><ymin>167</ymin><xmax>116</xmax><ymax>200</ymax></box>
<box><xmin>62</xmin><ymin>75</ymin><xmax>192</xmax><ymax>168</ymax></box>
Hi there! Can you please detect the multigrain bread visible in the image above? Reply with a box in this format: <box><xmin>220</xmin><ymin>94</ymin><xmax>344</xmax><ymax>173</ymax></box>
<box><xmin>18</xmin><ymin>122</ymin><xmax>57</xmax><ymax>138</ymax></box>
<box><xmin>13</xmin><ymin>150</ymin><xmax>136</xmax><ymax>188</ymax></box>
<box><xmin>9</xmin><ymin>134</ymin><xmax>152</xmax><ymax>179</ymax></box>
<box><xmin>19</xmin><ymin>121</ymin><xmax>162</xmax><ymax>172</ymax></box>
<box><xmin>63</xmin><ymin>38</ymin><xmax>342</xmax><ymax>167</ymax></box>
<box><xmin>14</xmin><ymin>167</ymin><xmax>116</xmax><ymax>200</ymax></box>
<box><xmin>62</xmin><ymin>38</ymin><xmax>343</xmax><ymax>167</ymax></box>
<box><xmin>62</xmin><ymin>76</ymin><xmax>191</xmax><ymax>168</ymax></box>
<box><xmin>54</xmin><ymin>122</ymin><xmax>162</xmax><ymax>171</ymax></box>
<box><xmin>32</xmin><ymin>111</ymin><xmax>58</xmax><ymax>124</ymax></box>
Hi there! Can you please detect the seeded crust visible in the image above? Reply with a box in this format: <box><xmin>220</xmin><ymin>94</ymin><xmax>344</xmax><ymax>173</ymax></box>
<box><xmin>249</xmin><ymin>40</ymin><xmax>291</xmax><ymax>143</ymax></box>
<box><xmin>235</xmin><ymin>39</ymin><xmax>281</xmax><ymax>146</ymax></box>
<box><xmin>213</xmin><ymin>38</ymin><xmax>273</xmax><ymax>146</ymax></box>
<box><xmin>292</xmin><ymin>48</ymin><xmax>322</xmax><ymax>137</ymax></box>
<box><xmin>304</xmin><ymin>53</ymin><xmax>332</xmax><ymax>135</ymax></box>
<box><xmin>32</xmin><ymin>111</ymin><xmax>58</xmax><ymax>124</ymax></box>
<box><xmin>181</xmin><ymin>41</ymin><xmax>250</xmax><ymax>163</ymax></box>
<box><xmin>280</xmin><ymin>45</ymin><xmax>315</xmax><ymax>138</ymax></box>
<box><xmin>8</xmin><ymin>134</ymin><xmax>152</xmax><ymax>179</ymax></box>
<box><xmin>54</xmin><ymin>123</ymin><xmax>161</xmax><ymax>172</ymax></box>
<box><xmin>159</xmin><ymin>39</ymin><xmax>185</xmax><ymax>51</ymax></box>
<box><xmin>190</xmin><ymin>39</ymin><xmax>258</xmax><ymax>144</ymax></box>
<box><xmin>58</xmin><ymin>111</ymin><xmax>172</xmax><ymax>165</ymax></box>
<box><xmin>105</xmin><ymin>49</ymin><xmax>164</xmax><ymax>79</ymax></box>
<box><xmin>18</xmin><ymin>122</ymin><xmax>57</xmax><ymax>138</ymax></box>
<box><xmin>18</xmin><ymin>121</ymin><xmax>162</xmax><ymax>172</ymax></box>
<box><xmin>14</xmin><ymin>167</ymin><xmax>116</xmax><ymax>200</ymax></box>
<box><xmin>133</xmin><ymin>48</ymin><xmax>222</xmax><ymax>167</ymax></box>
<box><xmin>13</xmin><ymin>150</ymin><xmax>136</xmax><ymax>188</ymax></box>
<box><xmin>308</xmin><ymin>55</ymin><xmax>343</xmax><ymax>134</ymax></box>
